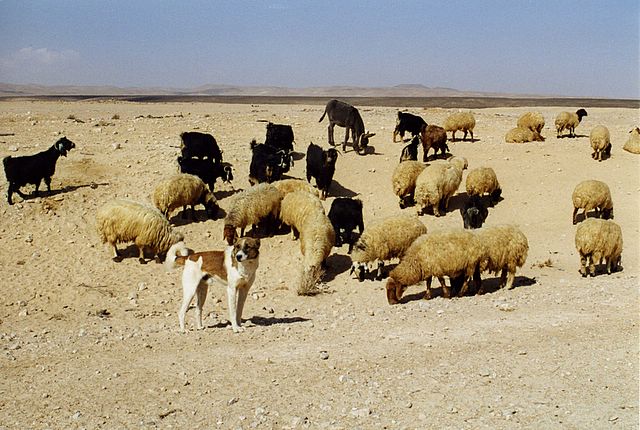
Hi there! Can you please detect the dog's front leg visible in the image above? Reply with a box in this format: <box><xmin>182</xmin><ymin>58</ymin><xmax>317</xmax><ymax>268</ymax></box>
<box><xmin>227</xmin><ymin>285</ymin><xmax>244</xmax><ymax>333</ymax></box>
<box><xmin>235</xmin><ymin>285</ymin><xmax>250</xmax><ymax>329</ymax></box>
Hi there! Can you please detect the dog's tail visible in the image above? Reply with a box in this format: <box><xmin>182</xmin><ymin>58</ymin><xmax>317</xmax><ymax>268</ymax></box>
<box><xmin>165</xmin><ymin>241</ymin><xmax>191</xmax><ymax>272</ymax></box>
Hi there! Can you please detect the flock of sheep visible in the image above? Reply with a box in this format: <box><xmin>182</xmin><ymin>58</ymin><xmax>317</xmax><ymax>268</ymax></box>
<box><xmin>3</xmin><ymin>99</ymin><xmax>636</xmax><ymax>325</ymax></box>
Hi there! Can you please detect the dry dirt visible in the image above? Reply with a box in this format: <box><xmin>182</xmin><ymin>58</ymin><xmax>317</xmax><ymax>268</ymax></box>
<box><xmin>0</xmin><ymin>99</ymin><xmax>638</xmax><ymax>430</ymax></box>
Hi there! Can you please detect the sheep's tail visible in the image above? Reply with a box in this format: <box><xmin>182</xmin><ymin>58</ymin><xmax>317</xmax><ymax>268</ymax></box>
<box><xmin>297</xmin><ymin>265</ymin><xmax>325</xmax><ymax>296</ymax></box>
<box><xmin>164</xmin><ymin>241</ymin><xmax>190</xmax><ymax>272</ymax></box>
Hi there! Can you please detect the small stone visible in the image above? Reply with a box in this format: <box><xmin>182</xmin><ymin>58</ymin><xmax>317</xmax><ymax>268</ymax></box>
<box><xmin>71</xmin><ymin>411</ymin><xmax>82</xmax><ymax>420</ymax></box>
<box><xmin>228</xmin><ymin>397</ymin><xmax>239</xmax><ymax>406</ymax></box>
<box><xmin>319</xmin><ymin>351</ymin><xmax>329</xmax><ymax>360</ymax></box>
<box><xmin>18</xmin><ymin>309</ymin><xmax>28</xmax><ymax>317</ymax></box>
<box><xmin>112</xmin><ymin>142</ymin><xmax>121</xmax><ymax>150</ymax></box>
<box><xmin>137</xmin><ymin>283</ymin><xmax>147</xmax><ymax>292</ymax></box>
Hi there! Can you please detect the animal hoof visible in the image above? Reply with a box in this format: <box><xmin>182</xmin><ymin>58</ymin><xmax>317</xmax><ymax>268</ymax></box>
<box><xmin>138</xmin><ymin>258</ymin><xmax>147</xmax><ymax>264</ymax></box>
<box><xmin>232</xmin><ymin>326</ymin><xmax>245</xmax><ymax>333</ymax></box>
<box><xmin>112</xmin><ymin>256</ymin><xmax>124</xmax><ymax>263</ymax></box>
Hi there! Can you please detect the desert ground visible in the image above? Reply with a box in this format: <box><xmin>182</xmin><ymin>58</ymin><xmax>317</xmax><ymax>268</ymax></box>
<box><xmin>0</xmin><ymin>98</ymin><xmax>638</xmax><ymax>429</ymax></box>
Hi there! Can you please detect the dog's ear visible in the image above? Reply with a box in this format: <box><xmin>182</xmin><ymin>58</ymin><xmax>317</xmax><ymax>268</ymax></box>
<box><xmin>254</xmin><ymin>238</ymin><xmax>261</xmax><ymax>248</ymax></box>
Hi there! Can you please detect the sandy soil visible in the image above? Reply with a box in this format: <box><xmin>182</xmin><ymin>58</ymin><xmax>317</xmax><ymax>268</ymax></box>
<box><xmin>0</xmin><ymin>99</ymin><xmax>638</xmax><ymax>429</ymax></box>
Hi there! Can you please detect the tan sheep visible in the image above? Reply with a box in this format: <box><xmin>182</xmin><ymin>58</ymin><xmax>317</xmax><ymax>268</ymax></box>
<box><xmin>414</xmin><ymin>156</ymin><xmax>467</xmax><ymax>216</ymax></box>
<box><xmin>589</xmin><ymin>125</ymin><xmax>611</xmax><ymax>161</ymax></box>
<box><xmin>420</xmin><ymin>124</ymin><xmax>448</xmax><ymax>161</ymax></box>
<box><xmin>555</xmin><ymin>108</ymin><xmax>587</xmax><ymax>138</ymax></box>
<box><xmin>575</xmin><ymin>218</ymin><xmax>623</xmax><ymax>277</ymax></box>
<box><xmin>297</xmin><ymin>210</ymin><xmax>336</xmax><ymax>295</ymax></box>
<box><xmin>517</xmin><ymin>111</ymin><xmax>545</xmax><ymax>134</ymax></box>
<box><xmin>385</xmin><ymin>229</ymin><xmax>484</xmax><ymax>304</ymax></box>
<box><xmin>96</xmin><ymin>199</ymin><xmax>184</xmax><ymax>263</ymax></box>
<box><xmin>223</xmin><ymin>183</ymin><xmax>283</xmax><ymax>244</ymax></box>
<box><xmin>391</xmin><ymin>160</ymin><xmax>426</xmax><ymax>208</ymax></box>
<box><xmin>152</xmin><ymin>173</ymin><xmax>219</xmax><ymax>221</ymax></box>
<box><xmin>279</xmin><ymin>190</ymin><xmax>325</xmax><ymax>240</ymax></box>
<box><xmin>443</xmin><ymin>112</ymin><xmax>476</xmax><ymax>141</ymax></box>
<box><xmin>572</xmin><ymin>180</ymin><xmax>613</xmax><ymax>225</ymax></box>
<box><xmin>473</xmin><ymin>225</ymin><xmax>528</xmax><ymax>294</ymax></box>
<box><xmin>350</xmin><ymin>214</ymin><xmax>427</xmax><ymax>281</ymax></box>
<box><xmin>465</xmin><ymin>167</ymin><xmax>502</xmax><ymax>206</ymax></box>
<box><xmin>623</xmin><ymin>127</ymin><xmax>640</xmax><ymax>154</ymax></box>
<box><xmin>505</xmin><ymin>126</ymin><xmax>544</xmax><ymax>143</ymax></box>
<box><xmin>273</xmin><ymin>178</ymin><xmax>321</xmax><ymax>197</ymax></box>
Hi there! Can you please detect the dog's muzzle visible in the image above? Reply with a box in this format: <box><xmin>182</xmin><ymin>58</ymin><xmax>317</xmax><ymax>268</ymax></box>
<box><xmin>235</xmin><ymin>251</ymin><xmax>247</xmax><ymax>262</ymax></box>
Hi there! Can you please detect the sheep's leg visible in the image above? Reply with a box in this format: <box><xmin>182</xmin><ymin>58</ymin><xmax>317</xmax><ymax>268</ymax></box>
<box><xmin>138</xmin><ymin>246</ymin><xmax>147</xmax><ymax>264</ymax></box>
<box><xmin>572</xmin><ymin>207</ymin><xmax>579</xmax><ymax>225</ymax></box>
<box><xmin>32</xmin><ymin>180</ymin><xmax>41</xmax><ymax>197</ymax></box>
<box><xmin>6</xmin><ymin>184</ymin><xmax>15</xmax><ymax>205</ymax></box>
<box><xmin>440</xmin><ymin>277</ymin><xmax>451</xmax><ymax>298</ymax></box>
<box><xmin>458</xmin><ymin>276</ymin><xmax>471</xmax><ymax>297</ymax></box>
<box><xmin>499</xmin><ymin>268</ymin><xmax>508</xmax><ymax>289</ymax></box>
<box><xmin>579</xmin><ymin>254</ymin><xmax>588</xmax><ymax>277</ymax></box>
<box><xmin>194</xmin><ymin>280</ymin><xmax>208</xmax><ymax>330</ymax></box>
<box><xmin>44</xmin><ymin>176</ymin><xmax>52</xmax><ymax>194</ymax></box>
<box><xmin>375</xmin><ymin>261</ymin><xmax>384</xmax><ymax>281</ymax></box>
<box><xmin>504</xmin><ymin>269</ymin><xmax>516</xmax><ymax>290</ymax></box>
<box><xmin>111</xmin><ymin>243</ymin><xmax>124</xmax><ymax>262</ymax></box>
<box><xmin>451</xmin><ymin>130</ymin><xmax>457</xmax><ymax>141</ymax></box>
<box><xmin>463</xmin><ymin>130</ymin><xmax>468</xmax><ymax>141</ymax></box>
<box><xmin>424</xmin><ymin>277</ymin><xmax>433</xmax><ymax>300</ymax></box>
<box><xmin>469</xmin><ymin>130</ymin><xmax>474</xmax><ymax>140</ymax></box>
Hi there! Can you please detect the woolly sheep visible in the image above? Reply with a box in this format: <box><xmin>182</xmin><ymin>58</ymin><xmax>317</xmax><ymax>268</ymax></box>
<box><xmin>517</xmin><ymin>111</ymin><xmax>545</xmax><ymax>134</ymax></box>
<box><xmin>575</xmin><ymin>218</ymin><xmax>623</xmax><ymax>277</ymax></box>
<box><xmin>420</xmin><ymin>124</ymin><xmax>449</xmax><ymax>161</ymax></box>
<box><xmin>465</xmin><ymin>167</ymin><xmax>502</xmax><ymax>206</ymax></box>
<box><xmin>472</xmin><ymin>225</ymin><xmax>528</xmax><ymax>294</ymax></box>
<box><xmin>272</xmin><ymin>178</ymin><xmax>320</xmax><ymax>198</ymax></box>
<box><xmin>385</xmin><ymin>229</ymin><xmax>484</xmax><ymax>304</ymax></box>
<box><xmin>505</xmin><ymin>127</ymin><xmax>544</xmax><ymax>143</ymax></box>
<box><xmin>623</xmin><ymin>127</ymin><xmax>640</xmax><ymax>154</ymax></box>
<box><xmin>443</xmin><ymin>112</ymin><xmax>476</xmax><ymax>141</ymax></box>
<box><xmin>96</xmin><ymin>199</ymin><xmax>184</xmax><ymax>264</ymax></box>
<box><xmin>152</xmin><ymin>173</ymin><xmax>219</xmax><ymax>221</ymax></box>
<box><xmin>571</xmin><ymin>180</ymin><xmax>613</xmax><ymax>225</ymax></box>
<box><xmin>590</xmin><ymin>125</ymin><xmax>611</xmax><ymax>161</ymax></box>
<box><xmin>350</xmin><ymin>214</ymin><xmax>427</xmax><ymax>281</ymax></box>
<box><xmin>279</xmin><ymin>190</ymin><xmax>325</xmax><ymax>240</ymax></box>
<box><xmin>392</xmin><ymin>160</ymin><xmax>426</xmax><ymax>209</ymax></box>
<box><xmin>297</xmin><ymin>210</ymin><xmax>336</xmax><ymax>295</ymax></box>
<box><xmin>555</xmin><ymin>108</ymin><xmax>587</xmax><ymax>138</ymax></box>
<box><xmin>414</xmin><ymin>156</ymin><xmax>467</xmax><ymax>217</ymax></box>
<box><xmin>223</xmin><ymin>183</ymin><xmax>283</xmax><ymax>244</ymax></box>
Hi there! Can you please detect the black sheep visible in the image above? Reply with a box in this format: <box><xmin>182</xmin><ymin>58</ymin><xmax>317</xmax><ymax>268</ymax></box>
<box><xmin>328</xmin><ymin>198</ymin><xmax>364</xmax><ymax>253</ymax></box>
<box><xmin>3</xmin><ymin>136</ymin><xmax>76</xmax><ymax>205</ymax></box>
<box><xmin>180</xmin><ymin>131</ymin><xmax>223</xmax><ymax>164</ymax></box>
<box><xmin>248</xmin><ymin>140</ymin><xmax>292</xmax><ymax>185</ymax></box>
<box><xmin>306</xmin><ymin>142</ymin><xmax>338</xmax><ymax>200</ymax></box>
<box><xmin>460</xmin><ymin>195</ymin><xmax>489</xmax><ymax>229</ymax></box>
<box><xmin>393</xmin><ymin>111</ymin><xmax>427</xmax><ymax>142</ymax></box>
<box><xmin>399</xmin><ymin>135</ymin><xmax>421</xmax><ymax>162</ymax></box>
<box><xmin>177</xmin><ymin>156</ymin><xmax>233</xmax><ymax>192</ymax></box>
<box><xmin>264</xmin><ymin>122</ymin><xmax>295</xmax><ymax>153</ymax></box>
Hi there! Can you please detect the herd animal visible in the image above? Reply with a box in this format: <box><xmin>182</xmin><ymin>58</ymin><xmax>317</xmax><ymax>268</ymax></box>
<box><xmin>2</xmin><ymin>100</ymin><xmax>631</xmax><ymax>332</ymax></box>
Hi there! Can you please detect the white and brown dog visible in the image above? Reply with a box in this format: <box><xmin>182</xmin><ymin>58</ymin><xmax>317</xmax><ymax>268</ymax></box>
<box><xmin>166</xmin><ymin>237</ymin><xmax>261</xmax><ymax>332</ymax></box>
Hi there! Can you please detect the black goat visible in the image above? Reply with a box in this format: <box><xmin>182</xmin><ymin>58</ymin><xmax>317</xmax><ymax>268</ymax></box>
<box><xmin>3</xmin><ymin>136</ymin><xmax>76</xmax><ymax>205</ymax></box>
<box><xmin>328</xmin><ymin>198</ymin><xmax>364</xmax><ymax>253</ymax></box>
<box><xmin>393</xmin><ymin>111</ymin><xmax>427</xmax><ymax>142</ymax></box>
<box><xmin>264</xmin><ymin>122</ymin><xmax>295</xmax><ymax>153</ymax></box>
<box><xmin>460</xmin><ymin>195</ymin><xmax>489</xmax><ymax>229</ymax></box>
<box><xmin>399</xmin><ymin>135</ymin><xmax>421</xmax><ymax>162</ymax></box>
<box><xmin>177</xmin><ymin>156</ymin><xmax>233</xmax><ymax>192</ymax></box>
<box><xmin>306</xmin><ymin>142</ymin><xmax>338</xmax><ymax>200</ymax></box>
<box><xmin>249</xmin><ymin>140</ymin><xmax>292</xmax><ymax>185</ymax></box>
<box><xmin>319</xmin><ymin>99</ymin><xmax>375</xmax><ymax>154</ymax></box>
<box><xmin>180</xmin><ymin>131</ymin><xmax>223</xmax><ymax>164</ymax></box>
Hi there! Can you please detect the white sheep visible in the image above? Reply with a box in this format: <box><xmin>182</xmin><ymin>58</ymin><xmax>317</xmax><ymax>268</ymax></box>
<box><xmin>385</xmin><ymin>228</ymin><xmax>484</xmax><ymax>304</ymax></box>
<box><xmin>350</xmin><ymin>214</ymin><xmax>427</xmax><ymax>281</ymax></box>
<box><xmin>96</xmin><ymin>199</ymin><xmax>184</xmax><ymax>263</ymax></box>
<box><xmin>589</xmin><ymin>125</ymin><xmax>611</xmax><ymax>161</ymax></box>
<box><xmin>474</xmin><ymin>225</ymin><xmax>528</xmax><ymax>293</ymax></box>
<box><xmin>517</xmin><ymin>111</ymin><xmax>545</xmax><ymax>134</ymax></box>
<box><xmin>575</xmin><ymin>218</ymin><xmax>623</xmax><ymax>277</ymax></box>
<box><xmin>297</xmin><ymin>210</ymin><xmax>336</xmax><ymax>295</ymax></box>
<box><xmin>279</xmin><ymin>190</ymin><xmax>325</xmax><ymax>240</ymax></box>
<box><xmin>555</xmin><ymin>108</ymin><xmax>588</xmax><ymax>138</ymax></box>
<box><xmin>223</xmin><ymin>183</ymin><xmax>283</xmax><ymax>244</ymax></box>
<box><xmin>272</xmin><ymin>178</ymin><xmax>320</xmax><ymax>197</ymax></box>
<box><xmin>414</xmin><ymin>156</ymin><xmax>467</xmax><ymax>217</ymax></box>
<box><xmin>572</xmin><ymin>180</ymin><xmax>613</xmax><ymax>225</ymax></box>
<box><xmin>443</xmin><ymin>112</ymin><xmax>476</xmax><ymax>141</ymax></box>
<box><xmin>465</xmin><ymin>167</ymin><xmax>502</xmax><ymax>206</ymax></box>
<box><xmin>623</xmin><ymin>127</ymin><xmax>640</xmax><ymax>154</ymax></box>
<box><xmin>392</xmin><ymin>160</ymin><xmax>426</xmax><ymax>208</ymax></box>
<box><xmin>505</xmin><ymin>127</ymin><xmax>544</xmax><ymax>143</ymax></box>
<box><xmin>152</xmin><ymin>173</ymin><xmax>219</xmax><ymax>220</ymax></box>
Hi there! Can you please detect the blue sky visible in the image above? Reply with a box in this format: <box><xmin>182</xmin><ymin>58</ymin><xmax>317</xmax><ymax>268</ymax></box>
<box><xmin>0</xmin><ymin>1</ymin><xmax>638</xmax><ymax>98</ymax></box>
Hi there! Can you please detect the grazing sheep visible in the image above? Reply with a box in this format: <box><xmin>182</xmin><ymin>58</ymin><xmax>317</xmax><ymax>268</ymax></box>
<box><xmin>414</xmin><ymin>156</ymin><xmax>467</xmax><ymax>217</ymax></box>
<box><xmin>350</xmin><ymin>214</ymin><xmax>427</xmax><ymax>281</ymax></box>
<box><xmin>399</xmin><ymin>135</ymin><xmax>420</xmax><ymax>162</ymax></box>
<box><xmin>96</xmin><ymin>199</ymin><xmax>184</xmax><ymax>263</ymax></box>
<box><xmin>517</xmin><ymin>111</ymin><xmax>545</xmax><ymax>134</ymax></box>
<box><xmin>298</xmin><ymin>211</ymin><xmax>336</xmax><ymax>295</ymax></box>
<box><xmin>152</xmin><ymin>173</ymin><xmax>219</xmax><ymax>221</ymax></box>
<box><xmin>393</xmin><ymin>111</ymin><xmax>427</xmax><ymax>142</ymax></box>
<box><xmin>420</xmin><ymin>124</ymin><xmax>449</xmax><ymax>161</ymax></box>
<box><xmin>623</xmin><ymin>127</ymin><xmax>640</xmax><ymax>154</ymax></box>
<box><xmin>272</xmin><ymin>178</ymin><xmax>320</xmax><ymax>198</ymax></box>
<box><xmin>590</xmin><ymin>125</ymin><xmax>611</xmax><ymax>161</ymax></box>
<box><xmin>460</xmin><ymin>195</ymin><xmax>488</xmax><ymax>229</ymax></box>
<box><xmin>465</xmin><ymin>167</ymin><xmax>502</xmax><ymax>206</ymax></box>
<box><xmin>177</xmin><ymin>156</ymin><xmax>233</xmax><ymax>192</ymax></box>
<box><xmin>555</xmin><ymin>109</ymin><xmax>588</xmax><ymax>138</ymax></box>
<box><xmin>505</xmin><ymin>127</ymin><xmax>544</xmax><ymax>143</ymax></box>
<box><xmin>572</xmin><ymin>180</ymin><xmax>613</xmax><ymax>225</ymax></box>
<box><xmin>385</xmin><ymin>229</ymin><xmax>484</xmax><ymax>304</ymax></box>
<box><xmin>443</xmin><ymin>112</ymin><xmax>476</xmax><ymax>141</ymax></box>
<box><xmin>223</xmin><ymin>183</ymin><xmax>283</xmax><ymax>244</ymax></box>
<box><xmin>3</xmin><ymin>136</ymin><xmax>75</xmax><ymax>205</ymax></box>
<box><xmin>264</xmin><ymin>122</ymin><xmax>295</xmax><ymax>153</ymax></box>
<box><xmin>392</xmin><ymin>160</ymin><xmax>426</xmax><ymax>209</ymax></box>
<box><xmin>249</xmin><ymin>139</ymin><xmax>292</xmax><ymax>184</ymax></box>
<box><xmin>279</xmin><ymin>190</ymin><xmax>325</xmax><ymax>240</ymax></box>
<box><xmin>180</xmin><ymin>131</ymin><xmax>223</xmax><ymax>164</ymax></box>
<box><xmin>306</xmin><ymin>142</ymin><xmax>339</xmax><ymax>199</ymax></box>
<box><xmin>327</xmin><ymin>197</ymin><xmax>364</xmax><ymax>253</ymax></box>
<box><xmin>472</xmin><ymin>225</ymin><xmax>529</xmax><ymax>294</ymax></box>
<box><xmin>575</xmin><ymin>218</ymin><xmax>623</xmax><ymax>277</ymax></box>
<box><xmin>319</xmin><ymin>99</ymin><xmax>375</xmax><ymax>153</ymax></box>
